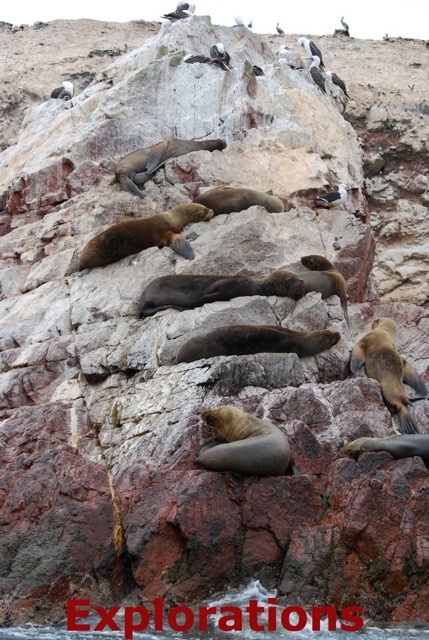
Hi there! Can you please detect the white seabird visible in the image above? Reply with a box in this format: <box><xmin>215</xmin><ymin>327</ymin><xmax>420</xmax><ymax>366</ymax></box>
<box><xmin>314</xmin><ymin>184</ymin><xmax>348</xmax><ymax>206</ymax></box>
<box><xmin>298</xmin><ymin>37</ymin><xmax>325</xmax><ymax>69</ymax></box>
<box><xmin>234</xmin><ymin>16</ymin><xmax>246</xmax><ymax>26</ymax></box>
<box><xmin>50</xmin><ymin>81</ymin><xmax>74</xmax><ymax>100</ymax></box>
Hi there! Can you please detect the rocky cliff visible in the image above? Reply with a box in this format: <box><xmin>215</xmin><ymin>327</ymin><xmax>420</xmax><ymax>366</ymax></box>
<box><xmin>0</xmin><ymin>16</ymin><xmax>428</xmax><ymax>627</ymax></box>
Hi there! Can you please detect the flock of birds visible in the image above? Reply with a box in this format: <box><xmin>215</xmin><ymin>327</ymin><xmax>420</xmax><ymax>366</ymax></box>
<box><xmin>50</xmin><ymin>2</ymin><xmax>351</xmax><ymax>207</ymax></box>
<box><xmin>158</xmin><ymin>3</ymin><xmax>351</xmax><ymax>102</ymax></box>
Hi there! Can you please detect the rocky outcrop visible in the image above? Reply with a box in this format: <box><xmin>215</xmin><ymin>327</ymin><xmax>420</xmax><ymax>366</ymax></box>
<box><xmin>0</xmin><ymin>16</ymin><xmax>429</xmax><ymax>627</ymax></box>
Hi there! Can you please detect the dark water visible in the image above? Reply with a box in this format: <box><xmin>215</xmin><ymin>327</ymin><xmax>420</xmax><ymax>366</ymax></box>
<box><xmin>1</xmin><ymin>582</ymin><xmax>428</xmax><ymax>640</ymax></box>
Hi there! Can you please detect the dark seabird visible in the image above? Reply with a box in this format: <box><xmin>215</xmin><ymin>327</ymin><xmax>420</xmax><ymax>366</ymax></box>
<box><xmin>209</xmin><ymin>42</ymin><xmax>232</xmax><ymax>68</ymax></box>
<box><xmin>50</xmin><ymin>81</ymin><xmax>74</xmax><ymax>100</ymax></box>
<box><xmin>276</xmin><ymin>23</ymin><xmax>285</xmax><ymax>36</ymax></box>
<box><xmin>308</xmin><ymin>56</ymin><xmax>326</xmax><ymax>94</ymax></box>
<box><xmin>341</xmin><ymin>16</ymin><xmax>350</xmax><ymax>34</ymax></box>
<box><xmin>252</xmin><ymin>65</ymin><xmax>264</xmax><ymax>76</ymax></box>
<box><xmin>298</xmin><ymin>37</ymin><xmax>325</xmax><ymax>69</ymax></box>
<box><xmin>314</xmin><ymin>184</ymin><xmax>347</xmax><ymax>206</ymax></box>
<box><xmin>185</xmin><ymin>43</ymin><xmax>231</xmax><ymax>71</ymax></box>
<box><xmin>326</xmin><ymin>70</ymin><xmax>349</xmax><ymax>97</ymax></box>
<box><xmin>248</xmin><ymin>19</ymin><xmax>253</xmax><ymax>28</ymax></box>
<box><xmin>162</xmin><ymin>2</ymin><xmax>195</xmax><ymax>21</ymax></box>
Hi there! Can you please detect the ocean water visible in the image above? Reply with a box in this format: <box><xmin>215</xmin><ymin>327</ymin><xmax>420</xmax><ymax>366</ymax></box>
<box><xmin>1</xmin><ymin>581</ymin><xmax>428</xmax><ymax>640</ymax></box>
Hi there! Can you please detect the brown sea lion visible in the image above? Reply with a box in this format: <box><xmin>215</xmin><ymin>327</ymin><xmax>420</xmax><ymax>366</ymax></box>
<box><xmin>192</xmin><ymin>186</ymin><xmax>284</xmax><ymax>215</ymax></box>
<box><xmin>340</xmin><ymin>435</ymin><xmax>429</xmax><ymax>466</ymax></box>
<box><xmin>114</xmin><ymin>137</ymin><xmax>227</xmax><ymax>198</ymax></box>
<box><xmin>300</xmin><ymin>254</ymin><xmax>348</xmax><ymax>322</ymax></box>
<box><xmin>198</xmin><ymin>405</ymin><xmax>290</xmax><ymax>476</ymax></box>
<box><xmin>139</xmin><ymin>269</ymin><xmax>306</xmax><ymax>317</ymax></box>
<box><xmin>79</xmin><ymin>203</ymin><xmax>213</xmax><ymax>269</ymax></box>
<box><xmin>350</xmin><ymin>317</ymin><xmax>428</xmax><ymax>434</ymax></box>
<box><xmin>174</xmin><ymin>324</ymin><xmax>341</xmax><ymax>364</ymax></box>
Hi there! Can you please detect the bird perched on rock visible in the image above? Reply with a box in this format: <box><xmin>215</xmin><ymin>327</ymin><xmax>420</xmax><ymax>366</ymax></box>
<box><xmin>209</xmin><ymin>42</ymin><xmax>232</xmax><ymax>68</ymax></box>
<box><xmin>185</xmin><ymin>43</ymin><xmax>232</xmax><ymax>70</ymax></box>
<box><xmin>277</xmin><ymin>45</ymin><xmax>303</xmax><ymax>70</ymax></box>
<box><xmin>50</xmin><ymin>81</ymin><xmax>74</xmax><ymax>100</ymax></box>
<box><xmin>234</xmin><ymin>16</ymin><xmax>248</xmax><ymax>27</ymax></box>
<box><xmin>314</xmin><ymin>184</ymin><xmax>348</xmax><ymax>207</ymax></box>
<box><xmin>298</xmin><ymin>37</ymin><xmax>325</xmax><ymax>69</ymax></box>
<box><xmin>308</xmin><ymin>55</ymin><xmax>326</xmax><ymax>94</ymax></box>
<box><xmin>326</xmin><ymin>70</ymin><xmax>349</xmax><ymax>98</ymax></box>
<box><xmin>340</xmin><ymin>16</ymin><xmax>350</xmax><ymax>35</ymax></box>
<box><xmin>276</xmin><ymin>23</ymin><xmax>285</xmax><ymax>36</ymax></box>
<box><xmin>162</xmin><ymin>2</ymin><xmax>195</xmax><ymax>21</ymax></box>
<box><xmin>252</xmin><ymin>65</ymin><xmax>264</xmax><ymax>76</ymax></box>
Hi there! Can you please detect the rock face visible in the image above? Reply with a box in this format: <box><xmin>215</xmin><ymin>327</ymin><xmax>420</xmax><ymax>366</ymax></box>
<box><xmin>0</xmin><ymin>16</ymin><xmax>429</xmax><ymax>626</ymax></box>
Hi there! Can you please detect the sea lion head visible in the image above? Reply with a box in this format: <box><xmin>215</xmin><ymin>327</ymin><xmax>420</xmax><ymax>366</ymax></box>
<box><xmin>173</xmin><ymin>203</ymin><xmax>214</xmax><ymax>223</ymax></box>
<box><xmin>201</xmin><ymin>405</ymin><xmax>250</xmax><ymax>442</ymax></box>
<box><xmin>267</xmin><ymin>270</ymin><xmax>306</xmax><ymax>300</ymax></box>
<box><xmin>339</xmin><ymin>437</ymin><xmax>372</xmax><ymax>459</ymax></box>
<box><xmin>316</xmin><ymin>329</ymin><xmax>341</xmax><ymax>350</ymax></box>
<box><xmin>301</xmin><ymin>254</ymin><xmax>334</xmax><ymax>271</ymax></box>
<box><xmin>372</xmin><ymin>317</ymin><xmax>397</xmax><ymax>337</ymax></box>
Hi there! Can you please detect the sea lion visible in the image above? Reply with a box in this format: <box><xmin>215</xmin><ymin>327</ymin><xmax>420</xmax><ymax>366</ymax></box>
<box><xmin>114</xmin><ymin>137</ymin><xmax>227</xmax><ymax>198</ymax></box>
<box><xmin>340</xmin><ymin>435</ymin><xmax>429</xmax><ymax>466</ymax></box>
<box><xmin>139</xmin><ymin>269</ymin><xmax>306</xmax><ymax>317</ymax></box>
<box><xmin>79</xmin><ymin>203</ymin><xmax>213</xmax><ymax>269</ymax></box>
<box><xmin>198</xmin><ymin>405</ymin><xmax>290</xmax><ymax>476</ymax></box>
<box><xmin>350</xmin><ymin>317</ymin><xmax>428</xmax><ymax>434</ymax></box>
<box><xmin>192</xmin><ymin>186</ymin><xmax>284</xmax><ymax>215</ymax></box>
<box><xmin>300</xmin><ymin>254</ymin><xmax>348</xmax><ymax>322</ymax></box>
<box><xmin>174</xmin><ymin>324</ymin><xmax>341</xmax><ymax>364</ymax></box>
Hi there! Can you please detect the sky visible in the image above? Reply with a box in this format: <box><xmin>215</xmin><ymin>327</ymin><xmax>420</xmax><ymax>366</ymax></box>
<box><xmin>2</xmin><ymin>0</ymin><xmax>429</xmax><ymax>41</ymax></box>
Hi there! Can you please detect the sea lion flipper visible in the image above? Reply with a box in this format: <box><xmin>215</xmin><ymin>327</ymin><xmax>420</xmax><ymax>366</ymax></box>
<box><xmin>402</xmin><ymin>359</ymin><xmax>428</xmax><ymax>395</ymax></box>
<box><xmin>350</xmin><ymin>343</ymin><xmax>365</xmax><ymax>373</ymax></box>
<box><xmin>119</xmin><ymin>175</ymin><xmax>145</xmax><ymax>198</ymax></box>
<box><xmin>167</xmin><ymin>233</ymin><xmax>195</xmax><ymax>260</ymax></box>
<box><xmin>398</xmin><ymin>408</ymin><xmax>420</xmax><ymax>435</ymax></box>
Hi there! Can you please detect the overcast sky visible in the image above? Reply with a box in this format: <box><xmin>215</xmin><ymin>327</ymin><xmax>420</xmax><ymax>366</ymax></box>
<box><xmin>2</xmin><ymin>0</ymin><xmax>429</xmax><ymax>41</ymax></box>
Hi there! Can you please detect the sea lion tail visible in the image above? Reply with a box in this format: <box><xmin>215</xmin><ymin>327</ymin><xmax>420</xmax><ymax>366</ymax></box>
<box><xmin>398</xmin><ymin>407</ymin><xmax>419</xmax><ymax>434</ymax></box>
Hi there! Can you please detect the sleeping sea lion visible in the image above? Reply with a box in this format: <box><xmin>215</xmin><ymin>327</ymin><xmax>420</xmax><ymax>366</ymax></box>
<box><xmin>198</xmin><ymin>405</ymin><xmax>290</xmax><ymax>476</ymax></box>
<box><xmin>300</xmin><ymin>254</ymin><xmax>348</xmax><ymax>322</ymax></box>
<box><xmin>192</xmin><ymin>186</ymin><xmax>284</xmax><ymax>215</ymax></box>
<box><xmin>350</xmin><ymin>317</ymin><xmax>428</xmax><ymax>434</ymax></box>
<box><xmin>174</xmin><ymin>324</ymin><xmax>341</xmax><ymax>364</ymax></box>
<box><xmin>79</xmin><ymin>203</ymin><xmax>213</xmax><ymax>269</ymax></box>
<box><xmin>340</xmin><ymin>435</ymin><xmax>429</xmax><ymax>466</ymax></box>
<box><xmin>139</xmin><ymin>269</ymin><xmax>306</xmax><ymax>317</ymax></box>
<box><xmin>114</xmin><ymin>137</ymin><xmax>227</xmax><ymax>198</ymax></box>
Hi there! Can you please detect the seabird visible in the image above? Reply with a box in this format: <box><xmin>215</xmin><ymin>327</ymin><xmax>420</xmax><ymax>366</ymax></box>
<box><xmin>248</xmin><ymin>19</ymin><xmax>253</xmax><ymax>28</ymax></box>
<box><xmin>326</xmin><ymin>70</ymin><xmax>349</xmax><ymax>97</ymax></box>
<box><xmin>209</xmin><ymin>42</ymin><xmax>232</xmax><ymax>68</ymax></box>
<box><xmin>252</xmin><ymin>65</ymin><xmax>264</xmax><ymax>76</ymax></box>
<box><xmin>234</xmin><ymin>16</ymin><xmax>246</xmax><ymax>26</ymax></box>
<box><xmin>308</xmin><ymin>55</ymin><xmax>326</xmax><ymax>94</ymax></box>
<box><xmin>185</xmin><ymin>44</ymin><xmax>231</xmax><ymax>71</ymax></box>
<box><xmin>276</xmin><ymin>23</ymin><xmax>285</xmax><ymax>36</ymax></box>
<box><xmin>298</xmin><ymin>37</ymin><xmax>325</xmax><ymax>69</ymax></box>
<box><xmin>341</xmin><ymin>16</ymin><xmax>350</xmax><ymax>34</ymax></box>
<box><xmin>50</xmin><ymin>81</ymin><xmax>74</xmax><ymax>100</ymax></box>
<box><xmin>162</xmin><ymin>3</ymin><xmax>195</xmax><ymax>21</ymax></box>
<box><xmin>314</xmin><ymin>184</ymin><xmax>348</xmax><ymax>207</ymax></box>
